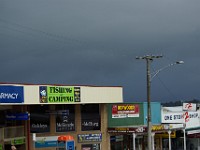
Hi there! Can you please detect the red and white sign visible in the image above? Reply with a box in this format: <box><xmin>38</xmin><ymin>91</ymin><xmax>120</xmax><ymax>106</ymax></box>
<box><xmin>112</xmin><ymin>104</ymin><xmax>139</xmax><ymax>118</ymax></box>
<box><xmin>161</xmin><ymin>107</ymin><xmax>200</xmax><ymax>129</ymax></box>
<box><xmin>183</xmin><ymin>103</ymin><xmax>196</xmax><ymax>111</ymax></box>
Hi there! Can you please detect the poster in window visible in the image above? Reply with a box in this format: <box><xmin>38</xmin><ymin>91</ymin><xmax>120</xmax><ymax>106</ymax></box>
<box><xmin>56</xmin><ymin>110</ymin><xmax>75</xmax><ymax>132</ymax></box>
<box><xmin>30</xmin><ymin>113</ymin><xmax>50</xmax><ymax>133</ymax></box>
<box><xmin>81</xmin><ymin>118</ymin><xmax>100</xmax><ymax>131</ymax></box>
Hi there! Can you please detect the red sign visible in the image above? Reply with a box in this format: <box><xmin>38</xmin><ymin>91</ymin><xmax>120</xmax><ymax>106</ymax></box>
<box><xmin>112</xmin><ymin>104</ymin><xmax>139</xmax><ymax>118</ymax></box>
<box><xmin>108</xmin><ymin>127</ymin><xmax>147</xmax><ymax>133</ymax></box>
<box><xmin>183</xmin><ymin>103</ymin><xmax>196</xmax><ymax>111</ymax></box>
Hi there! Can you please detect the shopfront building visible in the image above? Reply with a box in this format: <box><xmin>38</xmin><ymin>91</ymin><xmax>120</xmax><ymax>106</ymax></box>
<box><xmin>107</xmin><ymin>102</ymin><xmax>162</xmax><ymax>150</ymax></box>
<box><xmin>161</xmin><ymin>103</ymin><xmax>200</xmax><ymax>150</ymax></box>
<box><xmin>0</xmin><ymin>83</ymin><xmax>123</xmax><ymax>150</ymax></box>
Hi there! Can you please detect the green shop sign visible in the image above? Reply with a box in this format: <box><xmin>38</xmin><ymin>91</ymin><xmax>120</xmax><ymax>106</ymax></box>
<box><xmin>11</xmin><ymin>138</ymin><xmax>25</xmax><ymax>145</ymax></box>
<box><xmin>40</xmin><ymin>86</ymin><xmax>81</xmax><ymax>103</ymax></box>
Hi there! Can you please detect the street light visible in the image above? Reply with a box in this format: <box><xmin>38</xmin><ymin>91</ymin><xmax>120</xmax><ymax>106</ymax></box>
<box><xmin>136</xmin><ymin>55</ymin><xmax>184</xmax><ymax>150</ymax></box>
<box><xmin>150</xmin><ymin>60</ymin><xmax>184</xmax><ymax>81</ymax></box>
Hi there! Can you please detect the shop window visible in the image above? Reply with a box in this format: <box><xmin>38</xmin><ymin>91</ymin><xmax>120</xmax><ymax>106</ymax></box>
<box><xmin>55</xmin><ymin>105</ymin><xmax>75</xmax><ymax>132</ymax></box>
<box><xmin>30</xmin><ymin>105</ymin><xmax>50</xmax><ymax>133</ymax></box>
<box><xmin>0</xmin><ymin>110</ymin><xmax>5</xmax><ymax>127</ymax></box>
<box><xmin>81</xmin><ymin>104</ymin><xmax>100</xmax><ymax>131</ymax></box>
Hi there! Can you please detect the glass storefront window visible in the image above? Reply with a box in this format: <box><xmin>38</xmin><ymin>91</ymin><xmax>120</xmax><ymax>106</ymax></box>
<box><xmin>0</xmin><ymin>110</ymin><xmax>5</xmax><ymax>127</ymax></box>
<box><xmin>81</xmin><ymin>104</ymin><xmax>101</xmax><ymax>131</ymax></box>
<box><xmin>30</xmin><ymin>105</ymin><xmax>50</xmax><ymax>133</ymax></box>
<box><xmin>55</xmin><ymin>105</ymin><xmax>75</xmax><ymax>132</ymax></box>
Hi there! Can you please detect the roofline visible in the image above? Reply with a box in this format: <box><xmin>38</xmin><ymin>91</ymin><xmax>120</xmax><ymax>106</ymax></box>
<box><xmin>0</xmin><ymin>82</ymin><xmax>123</xmax><ymax>88</ymax></box>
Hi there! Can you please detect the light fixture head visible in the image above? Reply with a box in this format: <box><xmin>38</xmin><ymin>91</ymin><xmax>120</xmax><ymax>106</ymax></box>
<box><xmin>176</xmin><ymin>61</ymin><xmax>184</xmax><ymax>64</ymax></box>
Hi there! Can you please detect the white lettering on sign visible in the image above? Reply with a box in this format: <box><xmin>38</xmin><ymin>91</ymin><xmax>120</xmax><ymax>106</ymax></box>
<box><xmin>0</xmin><ymin>93</ymin><xmax>18</xmax><ymax>99</ymax></box>
<box><xmin>32</xmin><ymin>123</ymin><xmax>48</xmax><ymax>129</ymax></box>
<box><xmin>82</xmin><ymin>121</ymin><xmax>99</xmax><ymax>127</ymax></box>
<box><xmin>136</xmin><ymin>127</ymin><xmax>144</xmax><ymax>133</ymax></box>
<box><xmin>56</xmin><ymin>122</ymin><xmax>74</xmax><ymax>128</ymax></box>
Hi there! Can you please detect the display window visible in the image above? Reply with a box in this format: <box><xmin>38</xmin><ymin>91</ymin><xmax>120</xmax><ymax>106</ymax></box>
<box><xmin>55</xmin><ymin>104</ymin><xmax>75</xmax><ymax>132</ymax></box>
<box><xmin>81</xmin><ymin>104</ymin><xmax>100</xmax><ymax>131</ymax></box>
<box><xmin>30</xmin><ymin>105</ymin><xmax>50</xmax><ymax>133</ymax></box>
<box><xmin>0</xmin><ymin>110</ymin><xmax>5</xmax><ymax>127</ymax></box>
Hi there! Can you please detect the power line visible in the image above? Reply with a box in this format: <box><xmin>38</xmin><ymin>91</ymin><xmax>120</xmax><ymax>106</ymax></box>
<box><xmin>152</xmin><ymin>67</ymin><xmax>178</xmax><ymax>100</ymax></box>
<box><xmin>0</xmin><ymin>18</ymin><xmax>132</xmax><ymax>59</ymax></box>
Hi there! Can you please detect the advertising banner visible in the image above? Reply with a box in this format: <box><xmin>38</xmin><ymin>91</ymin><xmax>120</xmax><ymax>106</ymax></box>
<box><xmin>108</xmin><ymin>125</ymin><xmax>170</xmax><ymax>134</ymax></box>
<box><xmin>108</xmin><ymin>126</ymin><xmax>147</xmax><ymax>133</ymax></box>
<box><xmin>30</xmin><ymin>113</ymin><xmax>50</xmax><ymax>133</ymax></box>
<box><xmin>39</xmin><ymin>86</ymin><xmax>80</xmax><ymax>103</ymax></box>
<box><xmin>162</xmin><ymin>109</ymin><xmax>200</xmax><ymax>129</ymax></box>
<box><xmin>11</xmin><ymin>138</ymin><xmax>25</xmax><ymax>145</ymax></box>
<box><xmin>78</xmin><ymin>133</ymin><xmax>102</xmax><ymax>143</ymax></box>
<box><xmin>184</xmin><ymin>111</ymin><xmax>200</xmax><ymax>129</ymax></box>
<box><xmin>56</xmin><ymin>110</ymin><xmax>75</xmax><ymax>132</ymax></box>
<box><xmin>0</xmin><ymin>85</ymin><xmax>24</xmax><ymax>103</ymax></box>
<box><xmin>35</xmin><ymin>136</ymin><xmax>65</xmax><ymax>148</ymax></box>
<box><xmin>112</xmin><ymin>104</ymin><xmax>139</xmax><ymax>118</ymax></box>
<box><xmin>162</xmin><ymin>112</ymin><xmax>184</xmax><ymax>123</ymax></box>
<box><xmin>156</xmin><ymin>131</ymin><xmax>176</xmax><ymax>138</ymax></box>
<box><xmin>81</xmin><ymin>118</ymin><xmax>100</xmax><ymax>131</ymax></box>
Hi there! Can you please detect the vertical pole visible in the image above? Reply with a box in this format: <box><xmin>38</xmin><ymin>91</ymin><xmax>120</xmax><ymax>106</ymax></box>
<box><xmin>146</xmin><ymin>58</ymin><xmax>152</xmax><ymax>150</ymax></box>
<box><xmin>168</xmin><ymin>130</ymin><xmax>171</xmax><ymax>150</ymax></box>
<box><xmin>133</xmin><ymin>133</ymin><xmax>136</xmax><ymax>150</ymax></box>
<box><xmin>136</xmin><ymin>55</ymin><xmax>163</xmax><ymax>150</ymax></box>
<box><xmin>183</xmin><ymin>128</ymin><xmax>186</xmax><ymax>150</ymax></box>
<box><xmin>151</xmin><ymin>132</ymin><xmax>155</xmax><ymax>150</ymax></box>
<box><xmin>33</xmin><ymin>133</ymin><xmax>36</xmax><ymax>150</ymax></box>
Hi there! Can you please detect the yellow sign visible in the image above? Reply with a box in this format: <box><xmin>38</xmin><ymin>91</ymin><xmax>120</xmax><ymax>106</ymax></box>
<box><xmin>156</xmin><ymin>131</ymin><xmax>176</xmax><ymax>138</ymax></box>
<box><xmin>152</xmin><ymin>125</ymin><xmax>166</xmax><ymax>131</ymax></box>
<box><xmin>115</xmin><ymin>127</ymin><xmax>129</xmax><ymax>131</ymax></box>
<box><xmin>118</xmin><ymin>105</ymin><xmax>135</xmax><ymax>111</ymax></box>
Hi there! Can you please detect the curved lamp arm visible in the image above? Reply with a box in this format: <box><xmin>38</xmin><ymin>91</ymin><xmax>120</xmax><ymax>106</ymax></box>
<box><xmin>150</xmin><ymin>61</ymin><xmax>184</xmax><ymax>81</ymax></box>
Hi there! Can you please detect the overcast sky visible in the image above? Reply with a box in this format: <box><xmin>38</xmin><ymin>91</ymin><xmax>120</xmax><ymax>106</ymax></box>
<box><xmin>0</xmin><ymin>0</ymin><xmax>200</xmax><ymax>103</ymax></box>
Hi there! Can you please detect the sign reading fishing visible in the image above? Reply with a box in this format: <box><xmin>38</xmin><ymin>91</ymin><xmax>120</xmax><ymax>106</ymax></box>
<box><xmin>40</xmin><ymin>86</ymin><xmax>80</xmax><ymax>103</ymax></box>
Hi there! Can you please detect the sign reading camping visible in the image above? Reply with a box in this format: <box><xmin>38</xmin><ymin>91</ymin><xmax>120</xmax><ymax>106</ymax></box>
<box><xmin>40</xmin><ymin>86</ymin><xmax>80</xmax><ymax>103</ymax></box>
<box><xmin>112</xmin><ymin>104</ymin><xmax>139</xmax><ymax>118</ymax></box>
<box><xmin>0</xmin><ymin>85</ymin><xmax>24</xmax><ymax>103</ymax></box>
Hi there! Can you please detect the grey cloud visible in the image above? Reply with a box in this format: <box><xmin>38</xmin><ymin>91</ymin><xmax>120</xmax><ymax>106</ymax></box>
<box><xmin>0</xmin><ymin>0</ymin><xmax>200</xmax><ymax>102</ymax></box>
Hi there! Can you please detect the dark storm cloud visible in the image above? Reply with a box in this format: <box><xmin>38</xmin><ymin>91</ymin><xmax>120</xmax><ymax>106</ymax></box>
<box><xmin>0</xmin><ymin>0</ymin><xmax>200</xmax><ymax>102</ymax></box>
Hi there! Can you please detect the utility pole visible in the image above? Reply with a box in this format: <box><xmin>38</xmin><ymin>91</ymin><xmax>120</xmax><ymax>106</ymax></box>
<box><xmin>136</xmin><ymin>55</ymin><xmax>163</xmax><ymax>150</ymax></box>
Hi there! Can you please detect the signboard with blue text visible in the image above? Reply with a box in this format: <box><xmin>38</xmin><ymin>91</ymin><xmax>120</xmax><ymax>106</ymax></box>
<box><xmin>78</xmin><ymin>133</ymin><xmax>102</xmax><ymax>143</ymax></box>
<box><xmin>0</xmin><ymin>85</ymin><xmax>24</xmax><ymax>103</ymax></box>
